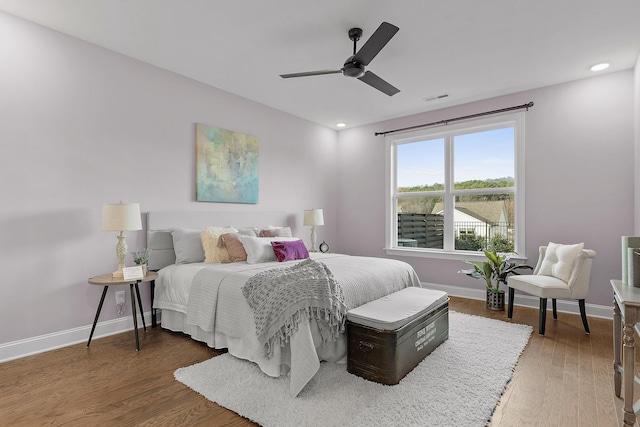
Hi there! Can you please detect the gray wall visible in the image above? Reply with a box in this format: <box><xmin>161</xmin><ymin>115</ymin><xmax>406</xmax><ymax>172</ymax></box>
<box><xmin>337</xmin><ymin>70</ymin><xmax>635</xmax><ymax>308</ymax></box>
<box><xmin>635</xmin><ymin>54</ymin><xmax>640</xmax><ymax>236</ymax></box>
<box><xmin>1</xmin><ymin>9</ymin><xmax>638</xmax><ymax>354</ymax></box>
<box><xmin>0</xmin><ymin>12</ymin><xmax>339</xmax><ymax>347</ymax></box>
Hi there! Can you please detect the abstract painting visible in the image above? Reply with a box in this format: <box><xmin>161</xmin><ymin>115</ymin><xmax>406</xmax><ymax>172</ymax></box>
<box><xmin>196</xmin><ymin>123</ymin><xmax>259</xmax><ymax>203</ymax></box>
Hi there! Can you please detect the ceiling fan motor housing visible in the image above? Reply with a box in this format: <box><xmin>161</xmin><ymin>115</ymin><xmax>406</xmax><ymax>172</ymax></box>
<box><xmin>343</xmin><ymin>57</ymin><xmax>365</xmax><ymax>78</ymax></box>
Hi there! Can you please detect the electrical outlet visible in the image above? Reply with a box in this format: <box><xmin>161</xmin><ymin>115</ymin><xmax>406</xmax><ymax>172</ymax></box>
<box><xmin>115</xmin><ymin>290</ymin><xmax>125</xmax><ymax>316</ymax></box>
<box><xmin>115</xmin><ymin>291</ymin><xmax>125</xmax><ymax>305</ymax></box>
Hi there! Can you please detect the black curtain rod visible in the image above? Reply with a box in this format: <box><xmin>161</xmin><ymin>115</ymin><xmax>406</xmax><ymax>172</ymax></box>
<box><xmin>374</xmin><ymin>101</ymin><xmax>534</xmax><ymax>136</ymax></box>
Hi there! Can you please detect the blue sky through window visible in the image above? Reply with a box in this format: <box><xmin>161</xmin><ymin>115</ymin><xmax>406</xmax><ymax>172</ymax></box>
<box><xmin>397</xmin><ymin>127</ymin><xmax>514</xmax><ymax>188</ymax></box>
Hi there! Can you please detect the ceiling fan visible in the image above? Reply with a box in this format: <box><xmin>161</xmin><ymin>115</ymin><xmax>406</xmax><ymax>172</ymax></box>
<box><xmin>279</xmin><ymin>22</ymin><xmax>400</xmax><ymax>96</ymax></box>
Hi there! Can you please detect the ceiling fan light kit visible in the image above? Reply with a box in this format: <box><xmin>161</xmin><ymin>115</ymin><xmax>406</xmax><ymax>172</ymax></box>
<box><xmin>280</xmin><ymin>22</ymin><xmax>400</xmax><ymax>96</ymax></box>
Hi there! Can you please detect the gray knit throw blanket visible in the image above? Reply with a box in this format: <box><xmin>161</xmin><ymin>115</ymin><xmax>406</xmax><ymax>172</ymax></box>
<box><xmin>242</xmin><ymin>258</ymin><xmax>347</xmax><ymax>359</ymax></box>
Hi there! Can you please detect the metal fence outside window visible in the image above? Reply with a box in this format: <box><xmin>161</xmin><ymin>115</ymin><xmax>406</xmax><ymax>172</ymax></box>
<box><xmin>454</xmin><ymin>221</ymin><xmax>513</xmax><ymax>240</ymax></box>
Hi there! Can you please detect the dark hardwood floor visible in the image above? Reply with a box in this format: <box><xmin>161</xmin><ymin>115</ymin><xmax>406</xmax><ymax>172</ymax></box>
<box><xmin>0</xmin><ymin>297</ymin><xmax>632</xmax><ymax>426</ymax></box>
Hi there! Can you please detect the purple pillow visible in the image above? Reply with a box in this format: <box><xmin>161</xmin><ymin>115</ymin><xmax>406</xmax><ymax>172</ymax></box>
<box><xmin>271</xmin><ymin>240</ymin><xmax>310</xmax><ymax>262</ymax></box>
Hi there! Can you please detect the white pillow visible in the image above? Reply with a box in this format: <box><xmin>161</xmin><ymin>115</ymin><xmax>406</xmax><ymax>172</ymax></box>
<box><xmin>171</xmin><ymin>228</ymin><xmax>206</xmax><ymax>264</ymax></box>
<box><xmin>237</xmin><ymin>227</ymin><xmax>260</xmax><ymax>237</ymax></box>
<box><xmin>239</xmin><ymin>235</ymin><xmax>301</xmax><ymax>264</ymax></box>
<box><xmin>201</xmin><ymin>226</ymin><xmax>238</xmax><ymax>263</ymax></box>
<box><xmin>538</xmin><ymin>242</ymin><xmax>584</xmax><ymax>282</ymax></box>
<box><xmin>259</xmin><ymin>226</ymin><xmax>293</xmax><ymax>237</ymax></box>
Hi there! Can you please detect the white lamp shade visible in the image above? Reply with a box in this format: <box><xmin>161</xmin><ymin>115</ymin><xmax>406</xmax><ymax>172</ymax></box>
<box><xmin>304</xmin><ymin>208</ymin><xmax>324</xmax><ymax>226</ymax></box>
<box><xmin>101</xmin><ymin>203</ymin><xmax>142</xmax><ymax>231</ymax></box>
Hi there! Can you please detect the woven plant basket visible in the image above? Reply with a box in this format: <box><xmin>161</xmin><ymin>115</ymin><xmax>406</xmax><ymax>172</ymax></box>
<box><xmin>486</xmin><ymin>289</ymin><xmax>505</xmax><ymax>311</ymax></box>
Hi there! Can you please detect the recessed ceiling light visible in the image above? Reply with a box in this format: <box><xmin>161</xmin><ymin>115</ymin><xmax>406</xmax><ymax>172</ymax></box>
<box><xmin>336</xmin><ymin>122</ymin><xmax>346</xmax><ymax>128</ymax></box>
<box><xmin>590</xmin><ymin>63</ymin><xmax>610</xmax><ymax>72</ymax></box>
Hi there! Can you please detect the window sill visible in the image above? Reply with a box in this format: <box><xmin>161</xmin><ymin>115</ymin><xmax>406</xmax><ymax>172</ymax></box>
<box><xmin>384</xmin><ymin>247</ymin><xmax>528</xmax><ymax>262</ymax></box>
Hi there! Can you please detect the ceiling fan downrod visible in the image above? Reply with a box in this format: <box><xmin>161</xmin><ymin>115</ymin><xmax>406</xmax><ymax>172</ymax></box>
<box><xmin>349</xmin><ymin>27</ymin><xmax>362</xmax><ymax>54</ymax></box>
<box><xmin>343</xmin><ymin>27</ymin><xmax>365</xmax><ymax>78</ymax></box>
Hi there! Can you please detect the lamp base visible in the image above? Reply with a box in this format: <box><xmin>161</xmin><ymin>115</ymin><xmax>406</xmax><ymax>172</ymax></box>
<box><xmin>113</xmin><ymin>234</ymin><xmax>127</xmax><ymax>278</ymax></box>
<box><xmin>310</xmin><ymin>226</ymin><xmax>317</xmax><ymax>252</ymax></box>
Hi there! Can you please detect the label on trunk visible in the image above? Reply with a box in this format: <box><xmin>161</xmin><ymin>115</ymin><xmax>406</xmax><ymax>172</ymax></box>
<box><xmin>415</xmin><ymin>322</ymin><xmax>436</xmax><ymax>352</ymax></box>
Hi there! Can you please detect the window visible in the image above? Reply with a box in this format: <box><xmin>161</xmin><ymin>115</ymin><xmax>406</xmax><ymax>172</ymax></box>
<box><xmin>385</xmin><ymin>113</ymin><xmax>524</xmax><ymax>260</ymax></box>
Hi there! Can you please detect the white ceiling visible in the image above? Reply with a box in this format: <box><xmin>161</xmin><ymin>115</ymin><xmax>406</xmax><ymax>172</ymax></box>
<box><xmin>1</xmin><ymin>0</ymin><xmax>639</xmax><ymax>129</ymax></box>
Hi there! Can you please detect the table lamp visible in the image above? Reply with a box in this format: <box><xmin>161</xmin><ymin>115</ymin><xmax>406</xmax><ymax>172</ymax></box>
<box><xmin>102</xmin><ymin>203</ymin><xmax>142</xmax><ymax>277</ymax></box>
<box><xmin>304</xmin><ymin>208</ymin><xmax>324</xmax><ymax>252</ymax></box>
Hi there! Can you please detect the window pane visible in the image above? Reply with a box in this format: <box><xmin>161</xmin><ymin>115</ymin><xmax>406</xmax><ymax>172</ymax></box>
<box><xmin>388</xmin><ymin>113</ymin><xmax>523</xmax><ymax>257</ymax></box>
<box><xmin>453</xmin><ymin>127</ymin><xmax>514</xmax><ymax>190</ymax></box>
<box><xmin>397</xmin><ymin>196</ymin><xmax>444</xmax><ymax>249</ymax></box>
<box><xmin>397</xmin><ymin>138</ymin><xmax>445</xmax><ymax>192</ymax></box>
<box><xmin>453</xmin><ymin>194</ymin><xmax>515</xmax><ymax>252</ymax></box>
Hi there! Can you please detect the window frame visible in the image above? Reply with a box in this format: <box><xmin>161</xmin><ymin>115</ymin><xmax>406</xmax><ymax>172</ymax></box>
<box><xmin>384</xmin><ymin>112</ymin><xmax>525</xmax><ymax>262</ymax></box>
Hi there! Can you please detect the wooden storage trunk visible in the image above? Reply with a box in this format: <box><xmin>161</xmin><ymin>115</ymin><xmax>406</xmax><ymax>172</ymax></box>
<box><xmin>347</xmin><ymin>289</ymin><xmax>449</xmax><ymax>385</ymax></box>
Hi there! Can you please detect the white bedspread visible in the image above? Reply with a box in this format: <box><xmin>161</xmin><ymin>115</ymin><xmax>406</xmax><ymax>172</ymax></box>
<box><xmin>154</xmin><ymin>253</ymin><xmax>421</xmax><ymax>396</ymax></box>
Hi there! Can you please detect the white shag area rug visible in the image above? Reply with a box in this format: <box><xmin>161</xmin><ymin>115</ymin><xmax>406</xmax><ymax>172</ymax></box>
<box><xmin>174</xmin><ymin>312</ymin><xmax>532</xmax><ymax>427</ymax></box>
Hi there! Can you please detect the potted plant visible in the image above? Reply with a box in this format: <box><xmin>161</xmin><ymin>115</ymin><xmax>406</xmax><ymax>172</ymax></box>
<box><xmin>458</xmin><ymin>250</ymin><xmax>532</xmax><ymax>311</ymax></box>
<box><xmin>131</xmin><ymin>248</ymin><xmax>151</xmax><ymax>275</ymax></box>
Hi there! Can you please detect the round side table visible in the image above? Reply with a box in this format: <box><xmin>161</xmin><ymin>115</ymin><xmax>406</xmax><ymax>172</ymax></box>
<box><xmin>87</xmin><ymin>271</ymin><xmax>158</xmax><ymax>351</ymax></box>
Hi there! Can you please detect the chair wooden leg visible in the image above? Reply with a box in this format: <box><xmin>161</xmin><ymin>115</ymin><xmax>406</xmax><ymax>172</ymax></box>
<box><xmin>578</xmin><ymin>299</ymin><xmax>590</xmax><ymax>334</ymax></box>
<box><xmin>539</xmin><ymin>298</ymin><xmax>547</xmax><ymax>335</ymax></box>
<box><xmin>508</xmin><ymin>287</ymin><xmax>515</xmax><ymax>318</ymax></box>
<box><xmin>552</xmin><ymin>298</ymin><xmax>558</xmax><ymax>319</ymax></box>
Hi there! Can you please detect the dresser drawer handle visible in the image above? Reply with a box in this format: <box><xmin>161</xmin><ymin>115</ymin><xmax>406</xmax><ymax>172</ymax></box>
<box><xmin>358</xmin><ymin>341</ymin><xmax>374</xmax><ymax>353</ymax></box>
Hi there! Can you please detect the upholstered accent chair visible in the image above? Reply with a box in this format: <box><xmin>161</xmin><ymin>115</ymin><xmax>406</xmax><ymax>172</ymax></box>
<box><xmin>507</xmin><ymin>243</ymin><xmax>596</xmax><ymax>335</ymax></box>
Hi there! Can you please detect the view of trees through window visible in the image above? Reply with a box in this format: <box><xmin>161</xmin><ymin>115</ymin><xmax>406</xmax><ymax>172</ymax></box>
<box><xmin>393</xmin><ymin>124</ymin><xmax>518</xmax><ymax>253</ymax></box>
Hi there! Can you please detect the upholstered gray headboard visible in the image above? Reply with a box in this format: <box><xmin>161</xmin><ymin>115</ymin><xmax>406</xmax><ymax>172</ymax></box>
<box><xmin>146</xmin><ymin>211</ymin><xmax>293</xmax><ymax>271</ymax></box>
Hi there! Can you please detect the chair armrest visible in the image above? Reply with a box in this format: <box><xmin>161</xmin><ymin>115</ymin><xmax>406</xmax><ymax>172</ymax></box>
<box><xmin>532</xmin><ymin>246</ymin><xmax>547</xmax><ymax>275</ymax></box>
<box><xmin>568</xmin><ymin>249</ymin><xmax>596</xmax><ymax>299</ymax></box>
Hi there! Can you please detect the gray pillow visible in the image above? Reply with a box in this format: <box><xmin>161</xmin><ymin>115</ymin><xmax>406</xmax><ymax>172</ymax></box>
<box><xmin>170</xmin><ymin>228</ymin><xmax>205</xmax><ymax>264</ymax></box>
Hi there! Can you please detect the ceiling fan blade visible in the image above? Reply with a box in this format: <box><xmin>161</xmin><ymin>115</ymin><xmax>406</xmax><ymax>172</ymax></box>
<box><xmin>280</xmin><ymin>69</ymin><xmax>342</xmax><ymax>78</ymax></box>
<box><xmin>358</xmin><ymin>71</ymin><xmax>400</xmax><ymax>96</ymax></box>
<box><xmin>352</xmin><ymin>22</ymin><xmax>399</xmax><ymax>66</ymax></box>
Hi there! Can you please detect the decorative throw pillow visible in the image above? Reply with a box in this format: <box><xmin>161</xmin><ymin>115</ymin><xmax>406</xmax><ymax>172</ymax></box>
<box><xmin>538</xmin><ymin>242</ymin><xmax>584</xmax><ymax>282</ymax></box>
<box><xmin>259</xmin><ymin>226</ymin><xmax>293</xmax><ymax>238</ymax></box>
<box><xmin>239</xmin><ymin>235</ymin><xmax>301</xmax><ymax>264</ymax></box>
<box><xmin>201</xmin><ymin>226</ymin><xmax>238</xmax><ymax>263</ymax></box>
<box><xmin>219</xmin><ymin>233</ymin><xmax>248</xmax><ymax>262</ymax></box>
<box><xmin>171</xmin><ymin>228</ymin><xmax>206</xmax><ymax>264</ymax></box>
<box><xmin>271</xmin><ymin>240</ymin><xmax>310</xmax><ymax>262</ymax></box>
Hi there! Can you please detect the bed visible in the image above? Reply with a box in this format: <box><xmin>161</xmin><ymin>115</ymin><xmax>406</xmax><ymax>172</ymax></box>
<box><xmin>147</xmin><ymin>211</ymin><xmax>421</xmax><ymax>396</ymax></box>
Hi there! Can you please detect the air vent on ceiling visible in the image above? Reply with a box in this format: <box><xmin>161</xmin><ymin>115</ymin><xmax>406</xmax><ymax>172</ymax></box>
<box><xmin>423</xmin><ymin>94</ymin><xmax>450</xmax><ymax>102</ymax></box>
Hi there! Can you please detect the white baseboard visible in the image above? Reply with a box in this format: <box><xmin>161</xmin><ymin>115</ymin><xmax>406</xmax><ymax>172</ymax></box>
<box><xmin>0</xmin><ymin>283</ymin><xmax>614</xmax><ymax>363</ymax></box>
<box><xmin>423</xmin><ymin>282</ymin><xmax>613</xmax><ymax>320</ymax></box>
<box><xmin>0</xmin><ymin>312</ymin><xmax>153</xmax><ymax>364</ymax></box>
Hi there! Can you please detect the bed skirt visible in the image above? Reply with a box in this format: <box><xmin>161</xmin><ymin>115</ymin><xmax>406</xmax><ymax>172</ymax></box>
<box><xmin>158</xmin><ymin>308</ymin><xmax>348</xmax><ymax>378</ymax></box>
